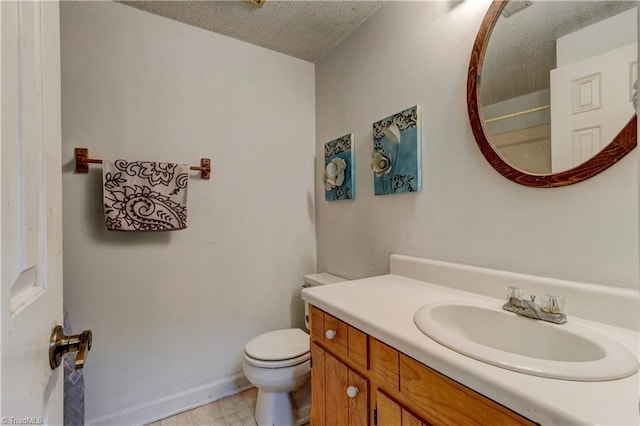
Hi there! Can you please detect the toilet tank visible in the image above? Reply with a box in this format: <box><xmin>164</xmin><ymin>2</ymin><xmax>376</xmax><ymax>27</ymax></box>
<box><xmin>302</xmin><ymin>273</ymin><xmax>346</xmax><ymax>330</ymax></box>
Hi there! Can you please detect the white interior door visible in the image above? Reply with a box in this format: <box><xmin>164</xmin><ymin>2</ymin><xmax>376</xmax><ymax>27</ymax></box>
<box><xmin>550</xmin><ymin>43</ymin><xmax>636</xmax><ymax>172</ymax></box>
<box><xmin>1</xmin><ymin>1</ymin><xmax>63</xmax><ymax>423</ymax></box>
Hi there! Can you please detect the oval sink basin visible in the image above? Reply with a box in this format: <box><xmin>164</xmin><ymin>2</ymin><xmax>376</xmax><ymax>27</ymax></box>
<box><xmin>414</xmin><ymin>302</ymin><xmax>638</xmax><ymax>381</ymax></box>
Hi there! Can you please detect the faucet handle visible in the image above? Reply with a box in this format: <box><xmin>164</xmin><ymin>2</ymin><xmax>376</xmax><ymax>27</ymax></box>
<box><xmin>542</xmin><ymin>294</ymin><xmax>565</xmax><ymax>314</ymax></box>
<box><xmin>504</xmin><ymin>286</ymin><xmax>521</xmax><ymax>301</ymax></box>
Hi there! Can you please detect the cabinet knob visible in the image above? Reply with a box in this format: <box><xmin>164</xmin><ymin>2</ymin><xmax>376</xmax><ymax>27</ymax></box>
<box><xmin>325</xmin><ymin>329</ymin><xmax>337</xmax><ymax>340</ymax></box>
<box><xmin>346</xmin><ymin>386</ymin><xmax>359</xmax><ymax>398</ymax></box>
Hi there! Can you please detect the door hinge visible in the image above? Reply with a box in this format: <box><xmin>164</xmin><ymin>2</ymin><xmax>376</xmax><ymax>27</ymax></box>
<box><xmin>310</xmin><ymin>356</ymin><xmax>313</xmax><ymax>368</ymax></box>
<box><xmin>373</xmin><ymin>406</ymin><xmax>378</xmax><ymax>425</ymax></box>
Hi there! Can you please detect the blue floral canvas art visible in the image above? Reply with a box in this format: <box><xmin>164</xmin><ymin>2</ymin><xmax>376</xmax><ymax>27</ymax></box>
<box><xmin>324</xmin><ymin>133</ymin><xmax>355</xmax><ymax>201</ymax></box>
<box><xmin>371</xmin><ymin>105</ymin><xmax>421</xmax><ymax>195</ymax></box>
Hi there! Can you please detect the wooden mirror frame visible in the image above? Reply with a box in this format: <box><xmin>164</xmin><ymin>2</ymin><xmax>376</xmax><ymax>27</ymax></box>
<box><xmin>467</xmin><ymin>0</ymin><xmax>637</xmax><ymax>188</ymax></box>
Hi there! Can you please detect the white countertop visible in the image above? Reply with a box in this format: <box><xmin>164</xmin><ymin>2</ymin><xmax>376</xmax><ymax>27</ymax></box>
<box><xmin>301</xmin><ymin>274</ymin><xmax>640</xmax><ymax>425</ymax></box>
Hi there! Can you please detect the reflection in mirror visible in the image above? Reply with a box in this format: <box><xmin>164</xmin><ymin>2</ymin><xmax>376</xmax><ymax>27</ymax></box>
<box><xmin>468</xmin><ymin>1</ymin><xmax>637</xmax><ymax>187</ymax></box>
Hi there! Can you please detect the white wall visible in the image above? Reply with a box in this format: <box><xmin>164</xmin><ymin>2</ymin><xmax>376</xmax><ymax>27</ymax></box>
<box><xmin>315</xmin><ymin>1</ymin><xmax>638</xmax><ymax>289</ymax></box>
<box><xmin>557</xmin><ymin>8</ymin><xmax>636</xmax><ymax>67</ymax></box>
<box><xmin>60</xmin><ymin>2</ymin><xmax>315</xmax><ymax>423</ymax></box>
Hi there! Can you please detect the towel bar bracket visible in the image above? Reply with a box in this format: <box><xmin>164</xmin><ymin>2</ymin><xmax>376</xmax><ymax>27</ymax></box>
<box><xmin>199</xmin><ymin>158</ymin><xmax>211</xmax><ymax>180</ymax></box>
<box><xmin>75</xmin><ymin>147</ymin><xmax>90</xmax><ymax>173</ymax></box>
<box><xmin>74</xmin><ymin>147</ymin><xmax>211</xmax><ymax>180</ymax></box>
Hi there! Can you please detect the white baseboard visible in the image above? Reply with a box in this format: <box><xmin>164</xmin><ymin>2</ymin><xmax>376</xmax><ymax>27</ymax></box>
<box><xmin>86</xmin><ymin>373</ymin><xmax>253</xmax><ymax>426</ymax></box>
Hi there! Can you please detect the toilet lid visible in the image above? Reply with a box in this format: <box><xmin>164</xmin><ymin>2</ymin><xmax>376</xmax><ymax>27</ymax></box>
<box><xmin>245</xmin><ymin>328</ymin><xmax>310</xmax><ymax>361</ymax></box>
<box><xmin>243</xmin><ymin>351</ymin><xmax>310</xmax><ymax>369</ymax></box>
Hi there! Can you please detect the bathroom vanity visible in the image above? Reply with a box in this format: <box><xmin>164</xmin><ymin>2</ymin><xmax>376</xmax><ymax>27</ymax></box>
<box><xmin>310</xmin><ymin>305</ymin><xmax>533</xmax><ymax>425</ymax></box>
<box><xmin>301</xmin><ymin>255</ymin><xmax>640</xmax><ymax>425</ymax></box>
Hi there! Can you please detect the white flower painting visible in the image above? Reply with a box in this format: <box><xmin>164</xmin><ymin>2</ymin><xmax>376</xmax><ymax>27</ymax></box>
<box><xmin>324</xmin><ymin>133</ymin><xmax>354</xmax><ymax>201</ymax></box>
<box><xmin>371</xmin><ymin>106</ymin><xmax>421</xmax><ymax>195</ymax></box>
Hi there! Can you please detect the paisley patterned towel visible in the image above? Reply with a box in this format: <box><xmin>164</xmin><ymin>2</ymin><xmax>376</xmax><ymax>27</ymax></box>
<box><xmin>103</xmin><ymin>159</ymin><xmax>189</xmax><ymax>231</ymax></box>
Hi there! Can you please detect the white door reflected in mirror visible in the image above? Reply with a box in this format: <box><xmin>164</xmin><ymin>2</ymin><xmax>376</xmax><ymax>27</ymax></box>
<box><xmin>480</xmin><ymin>1</ymin><xmax>637</xmax><ymax>175</ymax></box>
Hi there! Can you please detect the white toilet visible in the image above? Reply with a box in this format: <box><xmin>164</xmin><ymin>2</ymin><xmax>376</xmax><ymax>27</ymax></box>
<box><xmin>242</xmin><ymin>273</ymin><xmax>346</xmax><ymax>426</ymax></box>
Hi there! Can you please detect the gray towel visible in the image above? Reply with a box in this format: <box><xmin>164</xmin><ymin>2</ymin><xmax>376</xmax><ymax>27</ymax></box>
<box><xmin>103</xmin><ymin>159</ymin><xmax>189</xmax><ymax>231</ymax></box>
<box><xmin>63</xmin><ymin>304</ymin><xmax>84</xmax><ymax>426</ymax></box>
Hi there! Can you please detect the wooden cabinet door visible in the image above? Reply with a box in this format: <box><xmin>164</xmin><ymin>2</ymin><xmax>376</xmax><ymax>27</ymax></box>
<box><xmin>312</xmin><ymin>342</ymin><xmax>368</xmax><ymax>426</ymax></box>
<box><xmin>402</xmin><ymin>410</ymin><xmax>427</xmax><ymax>426</ymax></box>
<box><xmin>377</xmin><ymin>390</ymin><xmax>401</xmax><ymax>426</ymax></box>
<box><xmin>325</xmin><ymin>349</ymin><xmax>350</xmax><ymax>425</ymax></box>
<box><xmin>347</xmin><ymin>368</ymin><xmax>368</xmax><ymax>426</ymax></box>
<box><xmin>377</xmin><ymin>390</ymin><xmax>428</xmax><ymax>426</ymax></box>
<box><xmin>311</xmin><ymin>343</ymin><xmax>326</xmax><ymax>426</ymax></box>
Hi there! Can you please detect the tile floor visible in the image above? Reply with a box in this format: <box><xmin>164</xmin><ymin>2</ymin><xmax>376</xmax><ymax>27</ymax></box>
<box><xmin>148</xmin><ymin>388</ymin><xmax>258</xmax><ymax>426</ymax></box>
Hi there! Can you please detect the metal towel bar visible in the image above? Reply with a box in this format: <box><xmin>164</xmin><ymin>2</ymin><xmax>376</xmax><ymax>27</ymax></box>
<box><xmin>74</xmin><ymin>147</ymin><xmax>211</xmax><ymax>180</ymax></box>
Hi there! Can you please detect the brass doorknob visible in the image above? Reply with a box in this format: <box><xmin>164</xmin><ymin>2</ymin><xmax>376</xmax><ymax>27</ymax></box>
<box><xmin>49</xmin><ymin>325</ymin><xmax>92</xmax><ymax>370</ymax></box>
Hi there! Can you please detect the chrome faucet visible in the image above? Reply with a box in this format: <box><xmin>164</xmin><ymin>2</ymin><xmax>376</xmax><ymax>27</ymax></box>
<box><xmin>502</xmin><ymin>287</ymin><xmax>567</xmax><ymax>324</ymax></box>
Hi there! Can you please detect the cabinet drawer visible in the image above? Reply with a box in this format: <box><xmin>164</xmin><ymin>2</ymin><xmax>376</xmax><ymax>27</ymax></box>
<box><xmin>399</xmin><ymin>354</ymin><xmax>535</xmax><ymax>426</ymax></box>
<box><xmin>310</xmin><ymin>305</ymin><xmax>326</xmax><ymax>342</ymax></box>
<box><xmin>324</xmin><ymin>312</ymin><xmax>349</xmax><ymax>358</ymax></box>
<box><xmin>370</xmin><ymin>338</ymin><xmax>399</xmax><ymax>392</ymax></box>
<box><xmin>347</xmin><ymin>326</ymin><xmax>368</xmax><ymax>370</ymax></box>
<box><xmin>310</xmin><ymin>305</ymin><xmax>368</xmax><ymax>369</ymax></box>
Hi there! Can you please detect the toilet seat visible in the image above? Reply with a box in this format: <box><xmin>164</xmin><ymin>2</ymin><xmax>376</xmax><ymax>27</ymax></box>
<box><xmin>243</xmin><ymin>351</ymin><xmax>310</xmax><ymax>369</ymax></box>
<box><xmin>244</xmin><ymin>328</ymin><xmax>310</xmax><ymax>369</ymax></box>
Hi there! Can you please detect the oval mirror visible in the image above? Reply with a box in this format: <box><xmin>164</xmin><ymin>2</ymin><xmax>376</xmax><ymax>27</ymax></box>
<box><xmin>468</xmin><ymin>1</ymin><xmax>637</xmax><ymax>187</ymax></box>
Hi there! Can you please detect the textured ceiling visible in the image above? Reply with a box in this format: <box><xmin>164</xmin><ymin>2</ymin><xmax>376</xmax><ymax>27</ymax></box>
<box><xmin>482</xmin><ymin>1</ymin><xmax>636</xmax><ymax>104</ymax></box>
<box><xmin>118</xmin><ymin>0</ymin><xmax>386</xmax><ymax>63</ymax></box>
<box><xmin>117</xmin><ymin>1</ymin><xmax>635</xmax><ymax>102</ymax></box>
